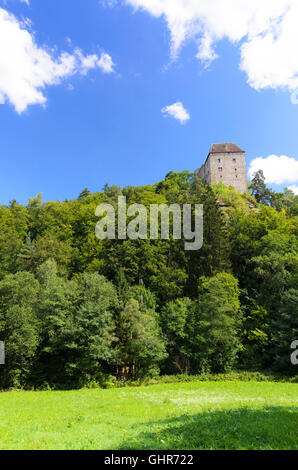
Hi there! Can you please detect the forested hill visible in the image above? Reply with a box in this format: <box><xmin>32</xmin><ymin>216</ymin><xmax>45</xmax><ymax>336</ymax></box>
<box><xmin>0</xmin><ymin>170</ymin><xmax>297</xmax><ymax>389</ymax></box>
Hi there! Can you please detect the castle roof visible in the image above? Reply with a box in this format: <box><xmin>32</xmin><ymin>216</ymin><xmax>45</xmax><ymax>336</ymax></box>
<box><xmin>209</xmin><ymin>143</ymin><xmax>245</xmax><ymax>154</ymax></box>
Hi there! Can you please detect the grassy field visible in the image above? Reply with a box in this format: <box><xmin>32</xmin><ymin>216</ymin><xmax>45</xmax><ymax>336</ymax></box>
<box><xmin>0</xmin><ymin>380</ymin><xmax>297</xmax><ymax>450</ymax></box>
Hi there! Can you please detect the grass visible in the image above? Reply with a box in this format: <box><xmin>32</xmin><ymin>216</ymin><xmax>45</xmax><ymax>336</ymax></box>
<box><xmin>0</xmin><ymin>380</ymin><xmax>297</xmax><ymax>450</ymax></box>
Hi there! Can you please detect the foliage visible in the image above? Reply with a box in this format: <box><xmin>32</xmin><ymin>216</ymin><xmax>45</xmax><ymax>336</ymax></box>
<box><xmin>249</xmin><ymin>170</ymin><xmax>273</xmax><ymax>205</ymax></box>
<box><xmin>117</xmin><ymin>298</ymin><xmax>167</xmax><ymax>379</ymax></box>
<box><xmin>191</xmin><ymin>273</ymin><xmax>241</xmax><ymax>373</ymax></box>
<box><xmin>0</xmin><ymin>170</ymin><xmax>297</xmax><ymax>388</ymax></box>
<box><xmin>0</xmin><ymin>272</ymin><xmax>39</xmax><ymax>388</ymax></box>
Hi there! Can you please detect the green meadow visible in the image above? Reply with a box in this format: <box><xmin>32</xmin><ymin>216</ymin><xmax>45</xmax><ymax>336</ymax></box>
<box><xmin>0</xmin><ymin>380</ymin><xmax>297</xmax><ymax>450</ymax></box>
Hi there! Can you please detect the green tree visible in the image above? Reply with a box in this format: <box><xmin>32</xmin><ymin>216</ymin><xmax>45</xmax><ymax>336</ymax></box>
<box><xmin>0</xmin><ymin>272</ymin><xmax>39</xmax><ymax>388</ymax></box>
<box><xmin>161</xmin><ymin>297</ymin><xmax>194</xmax><ymax>374</ymax></box>
<box><xmin>240</xmin><ymin>303</ymin><xmax>270</xmax><ymax>370</ymax></box>
<box><xmin>249</xmin><ymin>170</ymin><xmax>272</xmax><ymax>205</ymax></box>
<box><xmin>78</xmin><ymin>188</ymin><xmax>91</xmax><ymax>199</ymax></box>
<box><xmin>35</xmin><ymin>264</ymin><xmax>118</xmax><ymax>388</ymax></box>
<box><xmin>273</xmin><ymin>289</ymin><xmax>298</xmax><ymax>373</ymax></box>
<box><xmin>0</xmin><ymin>203</ymin><xmax>29</xmax><ymax>277</ymax></box>
<box><xmin>117</xmin><ymin>299</ymin><xmax>167</xmax><ymax>379</ymax></box>
<box><xmin>186</xmin><ymin>186</ymin><xmax>231</xmax><ymax>297</ymax></box>
<box><xmin>35</xmin><ymin>260</ymin><xmax>78</xmax><ymax>387</ymax></box>
<box><xmin>68</xmin><ymin>273</ymin><xmax>118</xmax><ymax>386</ymax></box>
<box><xmin>192</xmin><ymin>273</ymin><xmax>241</xmax><ymax>373</ymax></box>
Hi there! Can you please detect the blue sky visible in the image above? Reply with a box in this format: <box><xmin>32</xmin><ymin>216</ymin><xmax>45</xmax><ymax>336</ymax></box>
<box><xmin>1</xmin><ymin>0</ymin><xmax>298</xmax><ymax>204</ymax></box>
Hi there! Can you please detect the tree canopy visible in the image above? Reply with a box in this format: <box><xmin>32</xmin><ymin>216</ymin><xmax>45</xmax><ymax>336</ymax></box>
<box><xmin>0</xmin><ymin>171</ymin><xmax>297</xmax><ymax>388</ymax></box>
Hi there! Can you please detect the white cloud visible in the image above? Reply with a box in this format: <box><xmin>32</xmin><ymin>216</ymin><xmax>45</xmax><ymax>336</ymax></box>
<box><xmin>1</xmin><ymin>0</ymin><xmax>30</xmax><ymax>6</ymax></box>
<box><xmin>248</xmin><ymin>155</ymin><xmax>298</xmax><ymax>185</ymax></box>
<box><xmin>74</xmin><ymin>49</ymin><xmax>114</xmax><ymax>75</ymax></box>
<box><xmin>98</xmin><ymin>52</ymin><xmax>115</xmax><ymax>73</ymax></box>
<box><xmin>161</xmin><ymin>102</ymin><xmax>190</xmax><ymax>124</ymax></box>
<box><xmin>124</xmin><ymin>0</ymin><xmax>298</xmax><ymax>91</ymax></box>
<box><xmin>100</xmin><ymin>0</ymin><xmax>118</xmax><ymax>7</ymax></box>
<box><xmin>0</xmin><ymin>8</ymin><xmax>114</xmax><ymax>113</ymax></box>
<box><xmin>288</xmin><ymin>185</ymin><xmax>298</xmax><ymax>195</ymax></box>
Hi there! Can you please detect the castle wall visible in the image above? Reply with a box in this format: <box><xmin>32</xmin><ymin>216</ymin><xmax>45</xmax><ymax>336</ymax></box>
<box><xmin>196</xmin><ymin>151</ymin><xmax>248</xmax><ymax>193</ymax></box>
<box><xmin>208</xmin><ymin>152</ymin><xmax>247</xmax><ymax>193</ymax></box>
<box><xmin>196</xmin><ymin>157</ymin><xmax>211</xmax><ymax>183</ymax></box>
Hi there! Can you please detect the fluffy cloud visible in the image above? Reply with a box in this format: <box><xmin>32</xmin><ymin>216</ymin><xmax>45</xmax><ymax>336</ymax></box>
<box><xmin>0</xmin><ymin>8</ymin><xmax>114</xmax><ymax>113</ymax></box>
<box><xmin>75</xmin><ymin>49</ymin><xmax>114</xmax><ymax>75</ymax></box>
<box><xmin>248</xmin><ymin>155</ymin><xmax>298</xmax><ymax>185</ymax></box>
<box><xmin>161</xmin><ymin>102</ymin><xmax>190</xmax><ymax>124</ymax></box>
<box><xmin>288</xmin><ymin>185</ymin><xmax>298</xmax><ymax>195</ymax></box>
<box><xmin>97</xmin><ymin>53</ymin><xmax>115</xmax><ymax>73</ymax></box>
<box><xmin>125</xmin><ymin>0</ymin><xmax>298</xmax><ymax>91</ymax></box>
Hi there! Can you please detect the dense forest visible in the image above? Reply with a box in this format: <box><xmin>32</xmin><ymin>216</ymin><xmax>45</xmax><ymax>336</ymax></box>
<box><xmin>0</xmin><ymin>170</ymin><xmax>297</xmax><ymax>389</ymax></box>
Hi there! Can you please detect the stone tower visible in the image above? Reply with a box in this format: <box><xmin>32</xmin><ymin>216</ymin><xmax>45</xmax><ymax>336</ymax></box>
<box><xmin>195</xmin><ymin>143</ymin><xmax>248</xmax><ymax>193</ymax></box>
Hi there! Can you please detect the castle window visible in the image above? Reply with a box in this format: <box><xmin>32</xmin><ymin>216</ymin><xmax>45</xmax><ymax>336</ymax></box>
<box><xmin>233</xmin><ymin>158</ymin><xmax>236</xmax><ymax>163</ymax></box>
<box><xmin>218</xmin><ymin>158</ymin><xmax>221</xmax><ymax>163</ymax></box>
<box><xmin>218</xmin><ymin>167</ymin><xmax>223</xmax><ymax>172</ymax></box>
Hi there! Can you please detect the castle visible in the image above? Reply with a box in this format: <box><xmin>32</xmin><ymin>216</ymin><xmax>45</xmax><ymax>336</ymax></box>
<box><xmin>195</xmin><ymin>143</ymin><xmax>248</xmax><ymax>193</ymax></box>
